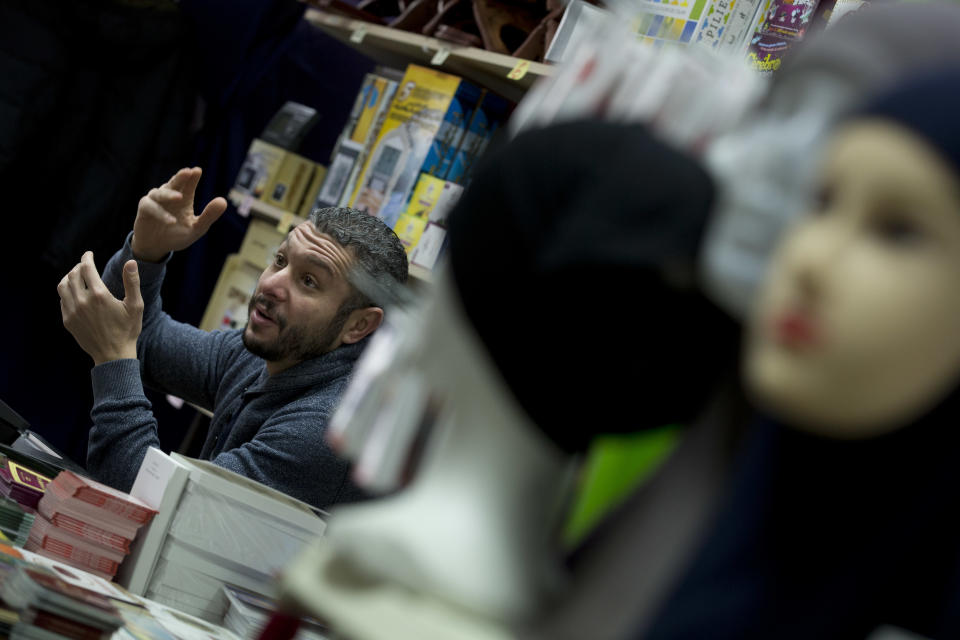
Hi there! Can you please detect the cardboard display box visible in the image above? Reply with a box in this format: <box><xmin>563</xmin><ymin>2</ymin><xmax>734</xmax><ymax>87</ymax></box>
<box><xmin>198</xmin><ymin>255</ymin><xmax>263</xmax><ymax>334</ymax></box>
<box><xmin>349</xmin><ymin>65</ymin><xmax>481</xmax><ymax>228</ymax></box>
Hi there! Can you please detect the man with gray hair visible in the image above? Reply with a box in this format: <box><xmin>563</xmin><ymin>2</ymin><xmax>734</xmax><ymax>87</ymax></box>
<box><xmin>57</xmin><ymin>166</ymin><xmax>408</xmax><ymax>509</ymax></box>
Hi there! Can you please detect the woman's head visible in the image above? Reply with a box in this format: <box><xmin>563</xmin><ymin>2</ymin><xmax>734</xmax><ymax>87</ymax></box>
<box><xmin>699</xmin><ymin>1</ymin><xmax>960</xmax><ymax>320</ymax></box>
<box><xmin>743</xmin><ymin>67</ymin><xmax>960</xmax><ymax>438</ymax></box>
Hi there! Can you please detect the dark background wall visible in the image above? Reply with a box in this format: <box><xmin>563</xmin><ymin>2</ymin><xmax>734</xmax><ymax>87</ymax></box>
<box><xmin>0</xmin><ymin>0</ymin><xmax>375</xmax><ymax>465</ymax></box>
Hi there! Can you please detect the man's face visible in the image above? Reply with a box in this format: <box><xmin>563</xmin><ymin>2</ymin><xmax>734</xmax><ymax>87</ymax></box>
<box><xmin>243</xmin><ymin>222</ymin><xmax>357</xmax><ymax>373</ymax></box>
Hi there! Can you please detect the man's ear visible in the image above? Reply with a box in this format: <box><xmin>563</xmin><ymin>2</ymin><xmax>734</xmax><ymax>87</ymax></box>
<box><xmin>339</xmin><ymin>307</ymin><xmax>384</xmax><ymax>345</ymax></box>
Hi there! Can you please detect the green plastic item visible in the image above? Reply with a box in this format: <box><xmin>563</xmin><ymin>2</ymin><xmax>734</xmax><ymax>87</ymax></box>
<box><xmin>561</xmin><ymin>425</ymin><xmax>682</xmax><ymax>549</ymax></box>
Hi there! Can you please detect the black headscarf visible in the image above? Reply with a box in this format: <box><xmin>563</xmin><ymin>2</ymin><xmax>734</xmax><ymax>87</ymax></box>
<box><xmin>446</xmin><ymin>119</ymin><xmax>740</xmax><ymax>454</ymax></box>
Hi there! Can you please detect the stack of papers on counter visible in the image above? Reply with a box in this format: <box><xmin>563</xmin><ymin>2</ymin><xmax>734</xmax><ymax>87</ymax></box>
<box><xmin>0</xmin><ymin>542</ymin><xmax>243</xmax><ymax>640</ymax></box>
<box><xmin>221</xmin><ymin>584</ymin><xmax>328</xmax><ymax>640</ymax></box>
<box><xmin>0</xmin><ymin>495</ymin><xmax>34</xmax><ymax>546</ymax></box>
<box><xmin>0</xmin><ymin>560</ymin><xmax>126</xmax><ymax>640</ymax></box>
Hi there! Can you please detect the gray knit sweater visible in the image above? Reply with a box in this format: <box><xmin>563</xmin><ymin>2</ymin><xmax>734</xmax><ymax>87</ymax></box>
<box><xmin>85</xmin><ymin>234</ymin><xmax>367</xmax><ymax>509</ymax></box>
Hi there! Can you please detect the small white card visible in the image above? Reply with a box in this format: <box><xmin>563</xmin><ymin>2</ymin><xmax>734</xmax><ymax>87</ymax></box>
<box><xmin>410</xmin><ymin>223</ymin><xmax>446</xmax><ymax>270</ymax></box>
<box><xmin>238</xmin><ymin>194</ymin><xmax>253</xmax><ymax>217</ymax></box>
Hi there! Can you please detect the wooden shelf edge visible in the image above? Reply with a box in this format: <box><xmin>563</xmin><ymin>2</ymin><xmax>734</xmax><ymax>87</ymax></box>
<box><xmin>187</xmin><ymin>402</ymin><xmax>214</xmax><ymax>419</ymax></box>
<box><xmin>228</xmin><ymin>189</ymin><xmax>307</xmax><ymax>227</ymax></box>
<box><xmin>302</xmin><ymin>7</ymin><xmax>553</xmax><ymax>101</ymax></box>
<box><xmin>408</xmin><ymin>263</ymin><xmax>433</xmax><ymax>283</ymax></box>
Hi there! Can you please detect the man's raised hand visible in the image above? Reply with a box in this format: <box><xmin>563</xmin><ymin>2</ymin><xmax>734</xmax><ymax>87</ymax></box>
<box><xmin>131</xmin><ymin>167</ymin><xmax>227</xmax><ymax>262</ymax></box>
<box><xmin>58</xmin><ymin>253</ymin><xmax>144</xmax><ymax>365</ymax></box>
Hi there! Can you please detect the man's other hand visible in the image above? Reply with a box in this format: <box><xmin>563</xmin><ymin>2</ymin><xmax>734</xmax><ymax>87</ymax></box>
<box><xmin>131</xmin><ymin>166</ymin><xmax>227</xmax><ymax>262</ymax></box>
<box><xmin>58</xmin><ymin>253</ymin><xmax>144</xmax><ymax>365</ymax></box>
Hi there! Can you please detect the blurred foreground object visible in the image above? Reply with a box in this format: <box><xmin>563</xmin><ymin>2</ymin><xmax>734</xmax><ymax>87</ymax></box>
<box><xmin>277</xmin><ymin>117</ymin><xmax>740</xmax><ymax>639</ymax></box>
<box><xmin>508</xmin><ymin>5</ymin><xmax>765</xmax><ymax>152</ymax></box>
<box><xmin>268</xmin><ymin>3</ymin><xmax>960</xmax><ymax>639</ymax></box>
<box><xmin>644</xmin><ymin>65</ymin><xmax>960</xmax><ymax>639</ymax></box>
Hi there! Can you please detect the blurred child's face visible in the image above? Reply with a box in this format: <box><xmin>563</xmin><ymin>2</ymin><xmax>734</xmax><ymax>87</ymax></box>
<box><xmin>744</xmin><ymin>119</ymin><xmax>960</xmax><ymax>437</ymax></box>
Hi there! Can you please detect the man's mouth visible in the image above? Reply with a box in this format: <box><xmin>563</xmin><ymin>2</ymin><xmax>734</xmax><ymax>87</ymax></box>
<box><xmin>251</xmin><ymin>300</ymin><xmax>278</xmax><ymax>327</ymax></box>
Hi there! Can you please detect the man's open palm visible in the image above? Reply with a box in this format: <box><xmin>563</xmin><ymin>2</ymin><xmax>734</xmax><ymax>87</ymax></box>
<box><xmin>132</xmin><ymin>167</ymin><xmax>227</xmax><ymax>262</ymax></box>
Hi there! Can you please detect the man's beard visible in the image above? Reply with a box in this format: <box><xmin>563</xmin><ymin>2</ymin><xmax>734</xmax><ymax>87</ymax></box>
<box><xmin>242</xmin><ymin>294</ymin><xmax>350</xmax><ymax>364</ymax></box>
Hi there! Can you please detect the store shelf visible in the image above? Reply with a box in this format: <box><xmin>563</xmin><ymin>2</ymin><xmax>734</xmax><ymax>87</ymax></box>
<box><xmin>228</xmin><ymin>189</ymin><xmax>434</xmax><ymax>284</ymax></box>
<box><xmin>229</xmin><ymin>189</ymin><xmax>306</xmax><ymax>228</ymax></box>
<box><xmin>302</xmin><ymin>7</ymin><xmax>553</xmax><ymax>103</ymax></box>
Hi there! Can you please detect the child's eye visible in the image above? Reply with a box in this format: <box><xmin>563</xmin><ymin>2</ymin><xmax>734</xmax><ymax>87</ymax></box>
<box><xmin>811</xmin><ymin>184</ymin><xmax>834</xmax><ymax>215</ymax></box>
<box><xmin>872</xmin><ymin>214</ymin><xmax>925</xmax><ymax>246</ymax></box>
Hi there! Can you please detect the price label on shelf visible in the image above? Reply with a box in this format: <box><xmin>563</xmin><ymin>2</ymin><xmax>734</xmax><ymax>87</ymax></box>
<box><xmin>507</xmin><ymin>59</ymin><xmax>530</xmax><ymax>80</ymax></box>
<box><xmin>276</xmin><ymin>211</ymin><xmax>295</xmax><ymax>233</ymax></box>
<box><xmin>431</xmin><ymin>47</ymin><xmax>451</xmax><ymax>65</ymax></box>
<box><xmin>238</xmin><ymin>195</ymin><xmax>253</xmax><ymax>218</ymax></box>
<box><xmin>350</xmin><ymin>27</ymin><xmax>367</xmax><ymax>43</ymax></box>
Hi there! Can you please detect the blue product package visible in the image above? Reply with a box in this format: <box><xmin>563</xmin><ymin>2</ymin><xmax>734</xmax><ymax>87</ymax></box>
<box><xmin>445</xmin><ymin>92</ymin><xmax>512</xmax><ymax>184</ymax></box>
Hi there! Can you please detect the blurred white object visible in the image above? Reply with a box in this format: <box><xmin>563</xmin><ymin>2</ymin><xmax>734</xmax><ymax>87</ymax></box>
<box><xmin>544</xmin><ymin>0</ymin><xmax>611</xmax><ymax>63</ymax></box>
<box><xmin>280</xmin><ymin>536</ymin><xmax>514</xmax><ymax>640</ymax></box>
<box><xmin>351</xmin><ymin>371</ymin><xmax>429</xmax><ymax>492</ymax></box>
<box><xmin>697</xmin><ymin>71</ymin><xmax>863</xmax><ymax>318</ymax></box>
<box><xmin>827</xmin><ymin>0</ymin><xmax>865</xmax><ymax>27</ymax></box>
<box><xmin>865</xmin><ymin>627</ymin><xmax>932</xmax><ymax>640</ymax></box>
<box><xmin>509</xmin><ymin>7</ymin><xmax>766</xmax><ymax>155</ymax></box>
<box><xmin>325</xmin><ymin>319</ymin><xmax>406</xmax><ymax>463</ymax></box>
<box><xmin>315</xmin><ymin>266</ymin><xmax>576</xmax><ymax>627</ymax></box>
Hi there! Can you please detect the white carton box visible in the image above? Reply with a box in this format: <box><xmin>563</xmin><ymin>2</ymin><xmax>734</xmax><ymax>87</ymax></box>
<box><xmin>117</xmin><ymin>449</ymin><xmax>327</xmax><ymax>601</ymax></box>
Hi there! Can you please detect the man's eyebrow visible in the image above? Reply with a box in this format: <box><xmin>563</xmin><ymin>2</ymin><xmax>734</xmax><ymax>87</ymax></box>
<box><xmin>275</xmin><ymin>242</ymin><xmax>332</xmax><ymax>276</ymax></box>
<box><xmin>302</xmin><ymin>254</ymin><xmax>335</xmax><ymax>278</ymax></box>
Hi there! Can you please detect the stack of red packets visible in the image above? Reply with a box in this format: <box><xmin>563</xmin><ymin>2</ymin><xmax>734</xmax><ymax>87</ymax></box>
<box><xmin>25</xmin><ymin>471</ymin><xmax>157</xmax><ymax>581</ymax></box>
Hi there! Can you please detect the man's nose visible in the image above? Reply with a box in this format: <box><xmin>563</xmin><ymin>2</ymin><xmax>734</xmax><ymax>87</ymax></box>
<box><xmin>258</xmin><ymin>267</ymin><xmax>289</xmax><ymax>301</ymax></box>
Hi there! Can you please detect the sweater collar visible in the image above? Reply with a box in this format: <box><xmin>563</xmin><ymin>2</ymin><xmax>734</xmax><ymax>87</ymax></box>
<box><xmin>248</xmin><ymin>339</ymin><xmax>367</xmax><ymax>395</ymax></box>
